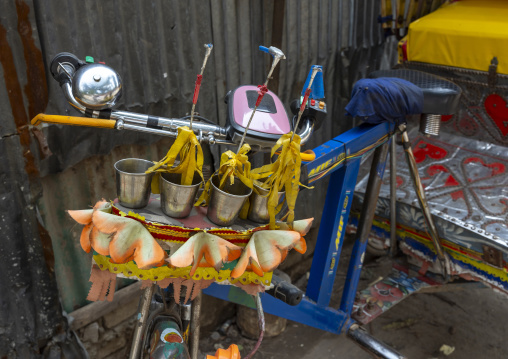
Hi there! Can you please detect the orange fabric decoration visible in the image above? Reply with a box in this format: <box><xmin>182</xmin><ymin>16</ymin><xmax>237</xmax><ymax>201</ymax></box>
<box><xmin>167</xmin><ymin>232</ymin><xmax>242</xmax><ymax>276</ymax></box>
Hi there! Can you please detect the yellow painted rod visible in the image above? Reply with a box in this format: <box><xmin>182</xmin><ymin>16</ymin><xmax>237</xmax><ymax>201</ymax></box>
<box><xmin>31</xmin><ymin>114</ymin><xmax>116</xmax><ymax>129</ymax></box>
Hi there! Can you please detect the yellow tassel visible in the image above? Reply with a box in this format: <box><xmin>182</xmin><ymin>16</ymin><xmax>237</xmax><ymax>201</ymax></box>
<box><xmin>239</xmin><ymin>197</ymin><xmax>250</xmax><ymax>220</ymax></box>
<box><xmin>146</xmin><ymin>126</ymin><xmax>204</xmax><ymax>193</ymax></box>
<box><xmin>195</xmin><ymin>144</ymin><xmax>257</xmax><ymax>206</ymax></box>
<box><xmin>194</xmin><ymin>134</ymin><xmax>309</xmax><ymax>231</ymax></box>
<box><xmin>252</xmin><ymin>132</ymin><xmax>310</xmax><ymax>229</ymax></box>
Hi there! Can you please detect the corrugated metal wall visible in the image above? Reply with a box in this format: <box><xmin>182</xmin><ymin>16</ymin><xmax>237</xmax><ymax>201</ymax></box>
<box><xmin>28</xmin><ymin>0</ymin><xmax>394</xmax><ymax>313</ymax></box>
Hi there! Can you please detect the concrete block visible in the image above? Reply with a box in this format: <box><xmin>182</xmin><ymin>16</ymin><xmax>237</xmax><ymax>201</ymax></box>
<box><xmin>82</xmin><ymin>322</ymin><xmax>100</xmax><ymax>343</ymax></box>
<box><xmin>97</xmin><ymin>334</ymin><xmax>127</xmax><ymax>359</ymax></box>
<box><xmin>237</xmin><ymin>304</ymin><xmax>286</xmax><ymax>339</ymax></box>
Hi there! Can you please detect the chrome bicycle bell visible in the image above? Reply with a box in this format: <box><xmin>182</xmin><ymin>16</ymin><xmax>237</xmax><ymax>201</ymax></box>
<box><xmin>72</xmin><ymin>63</ymin><xmax>122</xmax><ymax>110</ymax></box>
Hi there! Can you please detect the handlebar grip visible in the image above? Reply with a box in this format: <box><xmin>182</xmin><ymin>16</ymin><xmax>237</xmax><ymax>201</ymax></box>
<box><xmin>300</xmin><ymin>150</ymin><xmax>316</xmax><ymax>162</ymax></box>
<box><xmin>266</xmin><ymin>275</ymin><xmax>304</xmax><ymax>306</ymax></box>
<box><xmin>50</xmin><ymin>52</ymin><xmax>84</xmax><ymax>85</ymax></box>
<box><xmin>31</xmin><ymin>114</ymin><xmax>116</xmax><ymax>129</ymax></box>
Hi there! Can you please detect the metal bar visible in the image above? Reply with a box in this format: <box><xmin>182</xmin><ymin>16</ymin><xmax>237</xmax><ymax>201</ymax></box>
<box><xmin>111</xmin><ymin>110</ymin><xmax>228</xmax><ymax>138</ymax></box>
<box><xmin>390</xmin><ymin>137</ymin><xmax>398</xmax><ymax>257</ymax></box>
<box><xmin>302</xmin><ymin>122</ymin><xmax>393</xmax><ymax>185</ymax></box>
<box><xmin>189</xmin><ymin>292</ymin><xmax>202</xmax><ymax>359</ymax></box>
<box><xmin>129</xmin><ymin>284</ymin><xmax>155</xmax><ymax>359</ymax></box>
<box><xmin>203</xmin><ymin>284</ymin><xmax>348</xmax><ymax>334</ymax></box>
<box><xmin>306</xmin><ymin>158</ymin><xmax>361</xmax><ymax>306</ymax></box>
<box><xmin>120</xmin><ymin>122</ymin><xmax>177</xmax><ymax>137</ymax></box>
<box><xmin>269</xmin><ymin>0</ymin><xmax>286</xmax><ymax>94</ymax></box>
<box><xmin>181</xmin><ymin>303</ymin><xmax>192</xmax><ymax>344</ymax></box>
<box><xmin>347</xmin><ymin>324</ymin><xmax>407</xmax><ymax>359</ymax></box>
<box><xmin>339</xmin><ymin>122</ymin><xmax>393</xmax><ymax>154</ymax></box>
<box><xmin>339</xmin><ymin>141</ymin><xmax>390</xmax><ymax>315</ymax></box>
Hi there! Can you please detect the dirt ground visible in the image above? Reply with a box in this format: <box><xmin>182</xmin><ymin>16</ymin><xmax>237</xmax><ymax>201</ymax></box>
<box><xmin>200</xmin><ymin>236</ymin><xmax>508</xmax><ymax>359</ymax></box>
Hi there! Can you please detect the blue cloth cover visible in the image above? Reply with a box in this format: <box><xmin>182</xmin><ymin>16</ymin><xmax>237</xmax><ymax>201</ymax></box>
<box><xmin>345</xmin><ymin>77</ymin><xmax>424</xmax><ymax>124</ymax></box>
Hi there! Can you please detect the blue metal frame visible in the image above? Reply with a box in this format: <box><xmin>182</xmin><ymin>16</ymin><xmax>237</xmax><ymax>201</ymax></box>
<box><xmin>204</xmin><ymin>121</ymin><xmax>395</xmax><ymax>334</ymax></box>
<box><xmin>306</xmin><ymin>158</ymin><xmax>360</xmax><ymax>307</ymax></box>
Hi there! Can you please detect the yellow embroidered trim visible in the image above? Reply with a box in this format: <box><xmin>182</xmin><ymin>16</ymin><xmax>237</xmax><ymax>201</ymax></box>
<box><xmin>145</xmin><ymin>225</ymin><xmax>193</xmax><ymax>237</ymax></box>
<box><xmin>121</xmin><ymin>210</ymin><xmax>146</xmax><ymax>221</ymax></box>
<box><xmin>114</xmin><ymin>205</ymin><xmax>261</xmax><ymax>242</ymax></box>
<box><xmin>93</xmin><ymin>254</ymin><xmax>273</xmax><ymax>285</ymax></box>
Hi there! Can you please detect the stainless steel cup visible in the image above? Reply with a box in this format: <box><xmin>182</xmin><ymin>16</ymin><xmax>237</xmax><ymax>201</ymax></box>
<box><xmin>160</xmin><ymin>172</ymin><xmax>202</xmax><ymax>218</ymax></box>
<box><xmin>207</xmin><ymin>174</ymin><xmax>252</xmax><ymax>227</ymax></box>
<box><xmin>247</xmin><ymin>184</ymin><xmax>285</xmax><ymax>223</ymax></box>
<box><xmin>114</xmin><ymin>158</ymin><xmax>154</xmax><ymax>208</ymax></box>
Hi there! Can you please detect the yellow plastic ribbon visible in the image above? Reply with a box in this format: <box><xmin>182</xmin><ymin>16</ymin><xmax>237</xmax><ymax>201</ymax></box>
<box><xmin>218</xmin><ymin>144</ymin><xmax>256</xmax><ymax>189</ymax></box>
<box><xmin>195</xmin><ymin>144</ymin><xmax>257</xmax><ymax>206</ymax></box>
<box><xmin>146</xmin><ymin>126</ymin><xmax>204</xmax><ymax>193</ymax></box>
<box><xmin>252</xmin><ymin>132</ymin><xmax>305</xmax><ymax>229</ymax></box>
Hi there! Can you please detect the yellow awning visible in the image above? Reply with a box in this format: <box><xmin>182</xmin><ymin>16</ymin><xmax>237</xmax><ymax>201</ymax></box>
<box><xmin>407</xmin><ymin>0</ymin><xmax>508</xmax><ymax>74</ymax></box>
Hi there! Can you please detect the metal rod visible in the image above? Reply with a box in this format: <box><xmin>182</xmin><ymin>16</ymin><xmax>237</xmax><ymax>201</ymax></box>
<box><xmin>181</xmin><ymin>303</ymin><xmax>192</xmax><ymax>344</ymax></box>
<box><xmin>189</xmin><ymin>106</ymin><xmax>197</xmax><ymax>131</ymax></box>
<box><xmin>356</xmin><ymin>141</ymin><xmax>391</xmax><ymax>246</ymax></box>
<box><xmin>399</xmin><ymin>125</ymin><xmax>449</xmax><ymax>278</ymax></box>
<box><xmin>237</xmin><ymin>104</ymin><xmax>261</xmax><ymax>152</ymax></box>
<box><xmin>347</xmin><ymin>324</ymin><xmax>407</xmax><ymax>359</ymax></box>
<box><xmin>236</xmin><ymin>50</ymin><xmax>285</xmax><ymax>153</ymax></box>
<box><xmin>190</xmin><ymin>44</ymin><xmax>213</xmax><ymax>130</ymax></box>
<box><xmin>291</xmin><ymin>67</ymin><xmax>320</xmax><ymax>142</ymax></box>
<box><xmin>389</xmin><ymin>136</ymin><xmax>398</xmax><ymax>257</ymax></box>
<box><xmin>189</xmin><ymin>292</ymin><xmax>202</xmax><ymax>359</ymax></box>
<box><xmin>159</xmin><ymin>285</ymin><xmax>168</xmax><ymax>312</ymax></box>
<box><xmin>129</xmin><ymin>284</ymin><xmax>156</xmax><ymax>359</ymax></box>
<box><xmin>244</xmin><ymin>293</ymin><xmax>265</xmax><ymax>359</ymax></box>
